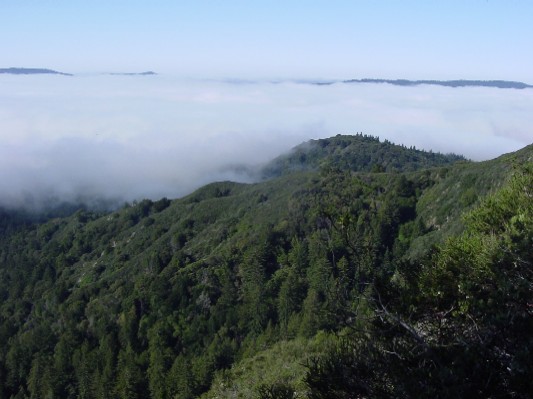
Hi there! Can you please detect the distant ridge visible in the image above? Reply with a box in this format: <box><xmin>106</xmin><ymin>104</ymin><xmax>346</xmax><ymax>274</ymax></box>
<box><xmin>261</xmin><ymin>133</ymin><xmax>467</xmax><ymax>178</ymax></box>
<box><xmin>108</xmin><ymin>71</ymin><xmax>157</xmax><ymax>76</ymax></box>
<box><xmin>218</xmin><ymin>77</ymin><xmax>532</xmax><ymax>89</ymax></box>
<box><xmin>344</xmin><ymin>78</ymin><xmax>532</xmax><ymax>89</ymax></box>
<box><xmin>0</xmin><ymin>67</ymin><xmax>72</xmax><ymax>76</ymax></box>
<box><xmin>0</xmin><ymin>68</ymin><xmax>158</xmax><ymax>76</ymax></box>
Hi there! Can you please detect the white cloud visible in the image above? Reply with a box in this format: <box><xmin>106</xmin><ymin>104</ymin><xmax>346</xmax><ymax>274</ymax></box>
<box><xmin>1</xmin><ymin>75</ymin><xmax>531</xmax><ymax>209</ymax></box>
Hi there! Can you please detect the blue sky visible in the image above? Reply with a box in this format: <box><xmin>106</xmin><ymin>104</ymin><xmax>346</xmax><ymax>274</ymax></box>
<box><xmin>2</xmin><ymin>0</ymin><xmax>533</xmax><ymax>80</ymax></box>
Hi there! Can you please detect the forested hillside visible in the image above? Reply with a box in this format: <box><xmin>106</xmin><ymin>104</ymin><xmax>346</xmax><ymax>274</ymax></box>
<box><xmin>261</xmin><ymin>134</ymin><xmax>466</xmax><ymax>177</ymax></box>
<box><xmin>0</xmin><ymin>134</ymin><xmax>531</xmax><ymax>398</ymax></box>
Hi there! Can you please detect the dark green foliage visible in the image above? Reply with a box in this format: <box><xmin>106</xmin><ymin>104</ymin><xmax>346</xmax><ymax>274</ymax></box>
<box><xmin>303</xmin><ymin>162</ymin><xmax>533</xmax><ymax>398</ymax></box>
<box><xmin>0</xmin><ymin>136</ymin><xmax>529</xmax><ymax>398</ymax></box>
<box><xmin>305</xmin><ymin>339</ymin><xmax>394</xmax><ymax>399</ymax></box>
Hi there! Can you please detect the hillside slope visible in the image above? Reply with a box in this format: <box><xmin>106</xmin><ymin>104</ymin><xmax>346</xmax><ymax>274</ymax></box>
<box><xmin>0</xmin><ymin>135</ymin><xmax>530</xmax><ymax>398</ymax></box>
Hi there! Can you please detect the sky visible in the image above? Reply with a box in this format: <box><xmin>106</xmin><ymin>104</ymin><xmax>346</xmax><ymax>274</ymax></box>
<box><xmin>2</xmin><ymin>0</ymin><xmax>533</xmax><ymax>81</ymax></box>
<box><xmin>1</xmin><ymin>1</ymin><xmax>532</xmax><ymax>209</ymax></box>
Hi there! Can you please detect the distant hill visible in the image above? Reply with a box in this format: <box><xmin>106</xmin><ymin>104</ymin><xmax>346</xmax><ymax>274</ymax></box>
<box><xmin>261</xmin><ymin>133</ymin><xmax>467</xmax><ymax>178</ymax></box>
<box><xmin>219</xmin><ymin>77</ymin><xmax>532</xmax><ymax>89</ymax></box>
<box><xmin>344</xmin><ymin>78</ymin><xmax>533</xmax><ymax>89</ymax></box>
<box><xmin>0</xmin><ymin>67</ymin><xmax>72</xmax><ymax>76</ymax></box>
<box><xmin>108</xmin><ymin>71</ymin><xmax>157</xmax><ymax>76</ymax></box>
<box><xmin>0</xmin><ymin>68</ymin><xmax>160</xmax><ymax>76</ymax></box>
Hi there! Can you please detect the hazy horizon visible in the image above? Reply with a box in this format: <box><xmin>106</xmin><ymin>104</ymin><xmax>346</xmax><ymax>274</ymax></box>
<box><xmin>2</xmin><ymin>1</ymin><xmax>532</xmax><ymax>210</ymax></box>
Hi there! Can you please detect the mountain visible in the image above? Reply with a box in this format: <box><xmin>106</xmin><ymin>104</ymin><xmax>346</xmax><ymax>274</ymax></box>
<box><xmin>344</xmin><ymin>78</ymin><xmax>533</xmax><ymax>89</ymax></box>
<box><xmin>0</xmin><ymin>67</ymin><xmax>73</xmax><ymax>76</ymax></box>
<box><xmin>0</xmin><ymin>135</ymin><xmax>531</xmax><ymax>398</ymax></box>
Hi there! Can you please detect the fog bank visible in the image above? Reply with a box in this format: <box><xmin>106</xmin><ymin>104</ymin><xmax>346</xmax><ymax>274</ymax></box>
<box><xmin>1</xmin><ymin>75</ymin><xmax>531</xmax><ymax>209</ymax></box>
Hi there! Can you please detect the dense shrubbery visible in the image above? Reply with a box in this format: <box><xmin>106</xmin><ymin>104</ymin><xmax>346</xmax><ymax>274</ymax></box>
<box><xmin>303</xmin><ymin>164</ymin><xmax>532</xmax><ymax>398</ymax></box>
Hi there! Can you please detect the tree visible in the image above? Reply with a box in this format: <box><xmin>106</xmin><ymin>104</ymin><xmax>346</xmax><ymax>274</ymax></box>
<box><xmin>147</xmin><ymin>324</ymin><xmax>170</xmax><ymax>399</ymax></box>
<box><xmin>115</xmin><ymin>346</ymin><xmax>145</xmax><ymax>399</ymax></box>
<box><xmin>240</xmin><ymin>247</ymin><xmax>269</xmax><ymax>335</ymax></box>
<box><xmin>166</xmin><ymin>355</ymin><xmax>194</xmax><ymax>399</ymax></box>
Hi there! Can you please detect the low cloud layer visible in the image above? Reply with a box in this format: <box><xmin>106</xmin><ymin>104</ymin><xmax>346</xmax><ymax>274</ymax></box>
<box><xmin>1</xmin><ymin>75</ymin><xmax>531</xmax><ymax>210</ymax></box>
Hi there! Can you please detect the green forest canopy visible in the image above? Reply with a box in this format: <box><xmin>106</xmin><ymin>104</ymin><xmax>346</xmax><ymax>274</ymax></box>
<box><xmin>0</xmin><ymin>134</ymin><xmax>531</xmax><ymax>398</ymax></box>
